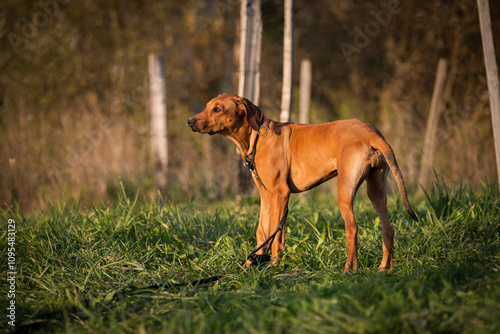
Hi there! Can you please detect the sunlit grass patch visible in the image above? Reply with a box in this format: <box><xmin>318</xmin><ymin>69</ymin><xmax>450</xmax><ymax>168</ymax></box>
<box><xmin>1</xmin><ymin>182</ymin><xmax>499</xmax><ymax>333</ymax></box>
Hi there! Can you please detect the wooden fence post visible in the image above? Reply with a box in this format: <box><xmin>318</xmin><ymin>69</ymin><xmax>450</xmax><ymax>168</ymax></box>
<box><xmin>418</xmin><ymin>58</ymin><xmax>447</xmax><ymax>188</ymax></box>
<box><xmin>477</xmin><ymin>0</ymin><xmax>500</xmax><ymax>189</ymax></box>
<box><xmin>280</xmin><ymin>0</ymin><xmax>294</xmax><ymax>122</ymax></box>
<box><xmin>299</xmin><ymin>59</ymin><xmax>311</xmax><ymax>124</ymax></box>
<box><xmin>237</xmin><ymin>0</ymin><xmax>262</xmax><ymax>196</ymax></box>
<box><xmin>148</xmin><ymin>53</ymin><xmax>168</xmax><ymax>198</ymax></box>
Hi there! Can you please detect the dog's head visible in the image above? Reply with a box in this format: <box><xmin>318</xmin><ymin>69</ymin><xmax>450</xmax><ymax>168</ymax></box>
<box><xmin>187</xmin><ymin>94</ymin><xmax>263</xmax><ymax>135</ymax></box>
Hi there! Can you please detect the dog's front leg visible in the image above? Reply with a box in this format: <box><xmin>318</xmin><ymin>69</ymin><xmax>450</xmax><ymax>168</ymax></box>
<box><xmin>256</xmin><ymin>189</ymin><xmax>271</xmax><ymax>254</ymax></box>
<box><xmin>245</xmin><ymin>187</ymin><xmax>271</xmax><ymax>267</ymax></box>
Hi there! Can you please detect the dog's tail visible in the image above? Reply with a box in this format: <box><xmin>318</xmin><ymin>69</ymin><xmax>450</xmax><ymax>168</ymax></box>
<box><xmin>371</xmin><ymin>136</ymin><xmax>418</xmax><ymax>222</ymax></box>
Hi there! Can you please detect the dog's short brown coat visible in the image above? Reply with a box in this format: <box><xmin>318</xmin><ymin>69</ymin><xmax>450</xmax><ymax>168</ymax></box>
<box><xmin>188</xmin><ymin>93</ymin><xmax>417</xmax><ymax>272</ymax></box>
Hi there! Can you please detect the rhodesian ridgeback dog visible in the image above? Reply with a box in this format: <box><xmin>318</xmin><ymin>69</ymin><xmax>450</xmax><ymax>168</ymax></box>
<box><xmin>187</xmin><ymin>93</ymin><xmax>418</xmax><ymax>272</ymax></box>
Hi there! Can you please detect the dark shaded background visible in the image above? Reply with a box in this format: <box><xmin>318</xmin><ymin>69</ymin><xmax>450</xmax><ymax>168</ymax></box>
<box><xmin>1</xmin><ymin>0</ymin><xmax>499</xmax><ymax>212</ymax></box>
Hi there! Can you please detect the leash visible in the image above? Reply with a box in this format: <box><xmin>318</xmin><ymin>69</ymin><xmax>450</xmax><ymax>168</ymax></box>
<box><xmin>242</xmin><ymin>122</ymin><xmax>270</xmax><ymax>190</ymax></box>
<box><xmin>122</xmin><ymin>207</ymin><xmax>289</xmax><ymax>294</ymax></box>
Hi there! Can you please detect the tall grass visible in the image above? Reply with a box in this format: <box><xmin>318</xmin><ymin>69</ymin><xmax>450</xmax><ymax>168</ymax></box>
<box><xmin>1</xmin><ymin>182</ymin><xmax>499</xmax><ymax>333</ymax></box>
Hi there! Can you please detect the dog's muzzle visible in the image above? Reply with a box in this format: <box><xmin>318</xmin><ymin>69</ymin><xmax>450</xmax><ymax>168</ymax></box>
<box><xmin>187</xmin><ymin>117</ymin><xmax>198</xmax><ymax>132</ymax></box>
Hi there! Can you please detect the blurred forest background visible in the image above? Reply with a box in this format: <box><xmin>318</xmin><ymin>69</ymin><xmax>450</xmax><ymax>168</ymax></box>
<box><xmin>1</xmin><ymin>0</ymin><xmax>499</xmax><ymax>212</ymax></box>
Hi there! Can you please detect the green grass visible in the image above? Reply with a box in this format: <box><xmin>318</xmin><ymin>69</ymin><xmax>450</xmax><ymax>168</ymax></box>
<box><xmin>1</xmin><ymin>182</ymin><xmax>499</xmax><ymax>333</ymax></box>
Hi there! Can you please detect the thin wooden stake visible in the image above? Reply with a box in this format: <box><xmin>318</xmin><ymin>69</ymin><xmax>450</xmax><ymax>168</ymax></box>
<box><xmin>298</xmin><ymin>58</ymin><xmax>311</xmax><ymax>204</ymax></box>
<box><xmin>418</xmin><ymin>58</ymin><xmax>448</xmax><ymax>187</ymax></box>
<box><xmin>299</xmin><ymin>59</ymin><xmax>311</xmax><ymax>124</ymax></box>
<box><xmin>477</xmin><ymin>0</ymin><xmax>500</xmax><ymax>189</ymax></box>
<box><xmin>149</xmin><ymin>53</ymin><xmax>168</xmax><ymax>198</ymax></box>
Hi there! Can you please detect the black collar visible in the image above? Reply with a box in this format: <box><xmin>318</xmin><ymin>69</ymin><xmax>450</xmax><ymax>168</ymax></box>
<box><xmin>242</xmin><ymin>120</ymin><xmax>270</xmax><ymax>190</ymax></box>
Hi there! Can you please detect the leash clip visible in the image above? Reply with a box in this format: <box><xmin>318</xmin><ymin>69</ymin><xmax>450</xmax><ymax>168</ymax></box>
<box><xmin>247</xmin><ymin>253</ymin><xmax>271</xmax><ymax>266</ymax></box>
<box><xmin>243</xmin><ymin>157</ymin><xmax>253</xmax><ymax>170</ymax></box>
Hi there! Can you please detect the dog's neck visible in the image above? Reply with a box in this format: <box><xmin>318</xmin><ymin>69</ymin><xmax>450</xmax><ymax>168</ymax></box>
<box><xmin>226</xmin><ymin>116</ymin><xmax>269</xmax><ymax>159</ymax></box>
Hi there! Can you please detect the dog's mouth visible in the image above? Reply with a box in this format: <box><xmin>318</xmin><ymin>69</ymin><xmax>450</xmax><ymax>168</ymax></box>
<box><xmin>187</xmin><ymin>118</ymin><xmax>219</xmax><ymax>135</ymax></box>
<box><xmin>192</xmin><ymin>127</ymin><xmax>216</xmax><ymax>135</ymax></box>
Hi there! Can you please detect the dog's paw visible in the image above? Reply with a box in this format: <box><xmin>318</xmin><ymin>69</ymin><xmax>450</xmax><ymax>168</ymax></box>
<box><xmin>378</xmin><ymin>264</ymin><xmax>393</xmax><ymax>272</ymax></box>
<box><xmin>343</xmin><ymin>261</ymin><xmax>360</xmax><ymax>273</ymax></box>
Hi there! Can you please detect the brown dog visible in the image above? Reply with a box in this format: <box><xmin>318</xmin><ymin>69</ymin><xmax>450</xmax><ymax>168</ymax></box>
<box><xmin>187</xmin><ymin>93</ymin><xmax>418</xmax><ymax>272</ymax></box>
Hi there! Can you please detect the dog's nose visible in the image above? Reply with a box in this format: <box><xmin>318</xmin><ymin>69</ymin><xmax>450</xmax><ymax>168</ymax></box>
<box><xmin>187</xmin><ymin>117</ymin><xmax>195</xmax><ymax>128</ymax></box>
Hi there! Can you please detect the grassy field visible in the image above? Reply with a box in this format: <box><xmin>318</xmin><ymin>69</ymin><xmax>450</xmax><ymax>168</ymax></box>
<box><xmin>1</xmin><ymin>182</ymin><xmax>499</xmax><ymax>333</ymax></box>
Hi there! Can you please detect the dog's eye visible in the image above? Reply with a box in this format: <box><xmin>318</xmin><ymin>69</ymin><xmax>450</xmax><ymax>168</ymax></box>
<box><xmin>213</xmin><ymin>107</ymin><xmax>221</xmax><ymax>113</ymax></box>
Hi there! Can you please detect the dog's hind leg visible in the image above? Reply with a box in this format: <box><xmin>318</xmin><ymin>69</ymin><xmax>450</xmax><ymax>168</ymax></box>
<box><xmin>366</xmin><ymin>166</ymin><xmax>394</xmax><ymax>271</ymax></box>
<box><xmin>337</xmin><ymin>149</ymin><xmax>370</xmax><ymax>273</ymax></box>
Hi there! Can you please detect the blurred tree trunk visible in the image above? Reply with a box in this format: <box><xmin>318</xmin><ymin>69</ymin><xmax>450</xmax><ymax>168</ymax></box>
<box><xmin>280</xmin><ymin>0</ymin><xmax>294</xmax><ymax>122</ymax></box>
<box><xmin>149</xmin><ymin>54</ymin><xmax>168</xmax><ymax>199</ymax></box>
<box><xmin>238</xmin><ymin>0</ymin><xmax>262</xmax><ymax>103</ymax></box>
<box><xmin>237</xmin><ymin>0</ymin><xmax>262</xmax><ymax>197</ymax></box>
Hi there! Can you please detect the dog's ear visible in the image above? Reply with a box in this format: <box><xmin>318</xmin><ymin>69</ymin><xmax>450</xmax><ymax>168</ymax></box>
<box><xmin>237</xmin><ymin>97</ymin><xmax>263</xmax><ymax>131</ymax></box>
